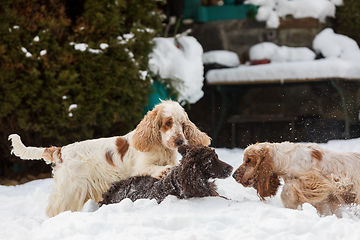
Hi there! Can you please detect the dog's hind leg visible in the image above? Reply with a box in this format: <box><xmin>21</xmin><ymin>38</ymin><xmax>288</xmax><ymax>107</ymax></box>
<box><xmin>46</xmin><ymin>183</ymin><xmax>90</xmax><ymax>217</ymax></box>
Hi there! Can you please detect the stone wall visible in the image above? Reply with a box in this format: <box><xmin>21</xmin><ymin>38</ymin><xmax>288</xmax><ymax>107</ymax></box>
<box><xmin>190</xmin><ymin>17</ymin><xmax>328</xmax><ymax>62</ymax></box>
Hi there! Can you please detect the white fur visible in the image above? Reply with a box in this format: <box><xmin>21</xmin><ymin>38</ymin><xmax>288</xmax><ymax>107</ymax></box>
<box><xmin>246</xmin><ymin>142</ymin><xmax>360</xmax><ymax>215</ymax></box>
<box><xmin>9</xmin><ymin>100</ymin><xmax>210</xmax><ymax>217</ymax></box>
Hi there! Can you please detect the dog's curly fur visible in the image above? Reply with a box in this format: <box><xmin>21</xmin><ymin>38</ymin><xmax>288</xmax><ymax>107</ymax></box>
<box><xmin>233</xmin><ymin>142</ymin><xmax>360</xmax><ymax>216</ymax></box>
<box><xmin>8</xmin><ymin>100</ymin><xmax>211</xmax><ymax>217</ymax></box>
<box><xmin>99</xmin><ymin>145</ymin><xmax>233</xmax><ymax>205</ymax></box>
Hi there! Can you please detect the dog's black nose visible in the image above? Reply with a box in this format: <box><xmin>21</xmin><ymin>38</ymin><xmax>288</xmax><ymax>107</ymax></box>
<box><xmin>225</xmin><ymin>165</ymin><xmax>233</xmax><ymax>176</ymax></box>
<box><xmin>175</xmin><ymin>139</ymin><xmax>184</xmax><ymax>146</ymax></box>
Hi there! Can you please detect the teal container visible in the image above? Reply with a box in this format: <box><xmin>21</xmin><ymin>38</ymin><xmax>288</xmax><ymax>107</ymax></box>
<box><xmin>197</xmin><ymin>4</ymin><xmax>257</xmax><ymax>22</ymax></box>
<box><xmin>144</xmin><ymin>81</ymin><xmax>171</xmax><ymax>113</ymax></box>
<box><xmin>183</xmin><ymin>0</ymin><xmax>257</xmax><ymax>22</ymax></box>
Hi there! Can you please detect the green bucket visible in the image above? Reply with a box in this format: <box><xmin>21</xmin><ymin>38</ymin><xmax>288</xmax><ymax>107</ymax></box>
<box><xmin>144</xmin><ymin>81</ymin><xmax>171</xmax><ymax>113</ymax></box>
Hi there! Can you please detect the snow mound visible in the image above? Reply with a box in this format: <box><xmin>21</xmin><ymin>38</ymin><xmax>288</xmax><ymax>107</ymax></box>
<box><xmin>203</xmin><ymin>50</ymin><xmax>240</xmax><ymax>67</ymax></box>
<box><xmin>149</xmin><ymin>36</ymin><xmax>204</xmax><ymax>104</ymax></box>
<box><xmin>249</xmin><ymin>42</ymin><xmax>316</xmax><ymax>62</ymax></box>
<box><xmin>313</xmin><ymin>28</ymin><xmax>360</xmax><ymax>61</ymax></box>
<box><xmin>245</xmin><ymin>0</ymin><xmax>343</xmax><ymax>28</ymax></box>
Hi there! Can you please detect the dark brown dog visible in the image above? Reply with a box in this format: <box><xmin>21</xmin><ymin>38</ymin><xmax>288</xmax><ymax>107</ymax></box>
<box><xmin>99</xmin><ymin>144</ymin><xmax>233</xmax><ymax>205</ymax></box>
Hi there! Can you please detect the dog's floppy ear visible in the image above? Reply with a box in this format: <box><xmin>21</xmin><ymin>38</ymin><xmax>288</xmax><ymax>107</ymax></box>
<box><xmin>253</xmin><ymin>147</ymin><xmax>280</xmax><ymax>199</ymax></box>
<box><xmin>183</xmin><ymin>115</ymin><xmax>211</xmax><ymax>146</ymax></box>
<box><xmin>133</xmin><ymin>106</ymin><xmax>163</xmax><ymax>152</ymax></box>
<box><xmin>178</xmin><ymin>144</ymin><xmax>192</xmax><ymax>157</ymax></box>
<box><xmin>178</xmin><ymin>154</ymin><xmax>201</xmax><ymax>194</ymax></box>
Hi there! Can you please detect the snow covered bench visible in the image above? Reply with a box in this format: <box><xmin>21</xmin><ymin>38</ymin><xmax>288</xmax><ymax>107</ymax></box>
<box><xmin>205</xmin><ymin>59</ymin><xmax>360</xmax><ymax>145</ymax></box>
<box><xmin>206</xmin><ymin>59</ymin><xmax>360</xmax><ymax>85</ymax></box>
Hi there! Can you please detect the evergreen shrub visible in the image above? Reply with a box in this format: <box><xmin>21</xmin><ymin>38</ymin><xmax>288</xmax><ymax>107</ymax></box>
<box><xmin>0</xmin><ymin>0</ymin><xmax>164</xmax><ymax>178</ymax></box>
<box><xmin>336</xmin><ymin>0</ymin><xmax>360</xmax><ymax>45</ymax></box>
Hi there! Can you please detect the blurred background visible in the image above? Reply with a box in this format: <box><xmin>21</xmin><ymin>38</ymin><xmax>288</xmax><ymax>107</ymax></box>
<box><xmin>1</xmin><ymin>0</ymin><xmax>359</xmax><ymax>184</ymax></box>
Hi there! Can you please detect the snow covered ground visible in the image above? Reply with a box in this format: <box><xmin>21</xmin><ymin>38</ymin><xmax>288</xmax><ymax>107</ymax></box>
<box><xmin>2</xmin><ymin>138</ymin><xmax>360</xmax><ymax>240</ymax></box>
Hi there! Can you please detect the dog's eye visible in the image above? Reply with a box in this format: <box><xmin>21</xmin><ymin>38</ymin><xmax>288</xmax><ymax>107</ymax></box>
<box><xmin>166</xmin><ymin>121</ymin><xmax>172</xmax><ymax>127</ymax></box>
<box><xmin>245</xmin><ymin>158</ymin><xmax>251</xmax><ymax>164</ymax></box>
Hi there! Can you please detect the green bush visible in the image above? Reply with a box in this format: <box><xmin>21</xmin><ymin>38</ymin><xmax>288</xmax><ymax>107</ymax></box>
<box><xmin>0</xmin><ymin>0</ymin><xmax>164</xmax><ymax>178</ymax></box>
<box><xmin>336</xmin><ymin>0</ymin><xmax>360</xmax><ymax>45</ymax></box>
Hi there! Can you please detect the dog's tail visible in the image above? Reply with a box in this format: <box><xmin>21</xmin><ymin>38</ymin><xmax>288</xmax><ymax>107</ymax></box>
<box><xmin>9</xmin><ymin>134</ymin><xmax>46</xmax><ymax>161</ymax></box>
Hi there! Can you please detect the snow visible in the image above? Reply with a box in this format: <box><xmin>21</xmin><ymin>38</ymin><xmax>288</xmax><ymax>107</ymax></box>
<box><xmin>139</xmin><ymin>70</ymin><xmax>148</xmax><ymax>81</ymax></box>
<box><xmin>73</xmin><ymin>43</ymin><xmax>88</xmax><ymax>52</ymax></box>
<box><xmin>313</xmin><ymin>28</ymin><xmax>360</xmax><ymax>61</ymax></box>
<box><xmin>149</xmin><ymin>36</ymin><xmax>204</xmax><ymax>104</ymax></box>
<box><xmin>203</xmin><ymin>50</ymin><xmax>240</xmax><ymax>67</ymax></box>
<box><xmin>99</xmin><ymin>43</ymin><xmax>109</xmax><ymax>50</ymax></box>
<box><xmin>68</xmin><ymin>104</ymin><xmax>77</xmax><ymax>117</ymax></box>
<box><xmin>88</xmin><ymin>48</ymin><xmax>102</xmax><ymax>54</ymax></box>
<box><xmin>245</xmin><ymin>0</ymin><xmax>343</xmax><ymax>28</ymax></box>
<box><xmin>206</xmin><ymin>58</ymin><xmax>360</xmax><ymax>84</ymax></box>
<box><xmin>206</xmin><ymin>29</ymin><xmax>360</xmax><ymax>84</ymax></box>
<box><xmin>249</xmin><ymin>42</ymin><xmax>315</xmax><ymax>62</ymax></box>
<box><xmin>68</xmin><ymin>104</ymin><xmax>77</xmax><ymax>112</ymax></box>
<box><xmin>21</xmin><ymin>47</ymin><xmax>32</xmax><ymax>58</ymax></box>
<box><xmin>70</xmin><ymin>42</ymin><xmax>109</xmax><ymax>54</ymax></box>
<box><xmin>2</xmin><ymin>138</ymin><xmax>360</xmax><ymax>240</ymax></box>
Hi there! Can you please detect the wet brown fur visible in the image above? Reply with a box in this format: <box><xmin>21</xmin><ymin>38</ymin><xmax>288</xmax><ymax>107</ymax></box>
<box><xmin>99</xmin><ymin>145</ymin><xmax>233</xmax><ymax>205</ymax></box>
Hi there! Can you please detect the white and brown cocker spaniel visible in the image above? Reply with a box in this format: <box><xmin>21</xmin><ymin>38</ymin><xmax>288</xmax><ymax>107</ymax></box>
<box><xmin>233</xmin><ymin>142</ymin><xmax>360</xmax><ymax>216</ymax></box>
<box><xmin>9</xmin><ymin>100</ymin><xmax>211</xmax><ymax>217</ymax></box>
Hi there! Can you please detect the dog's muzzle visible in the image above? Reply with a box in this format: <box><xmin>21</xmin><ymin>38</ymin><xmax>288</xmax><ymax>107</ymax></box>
<box><xmin>175</xmin><ymin>139</ymin><xmax>185</xmax><ymax>147</ymax></box>
<box><xmin>224</xmin><ymin>165</ymin><xmax>233</xmax><ymax>177</ymax></box>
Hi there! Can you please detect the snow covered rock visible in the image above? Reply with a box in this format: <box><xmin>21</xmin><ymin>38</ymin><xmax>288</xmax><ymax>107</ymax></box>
<box><xmin>249</xmin><ymin>42</ymin><xmax>316</xmax><ymax>63</ymax></box>
<box><xmin>313</xmin><ymin>28</ymin><xmax>360</xmax><ymax>61</ymax></box>
<box><xmin>245</xmin><ymin>0</ymin><xmax>343</xmax><ymax>28</ymax></box>
<box><xmin>203</xmin><ymin>50</ymin><xmax>241</xmax><ymax>67</ymax></box>
<box><xmin>149</xmin><ymin>36</ymin><xmax>204</xmax><ymax>104</ymax></box>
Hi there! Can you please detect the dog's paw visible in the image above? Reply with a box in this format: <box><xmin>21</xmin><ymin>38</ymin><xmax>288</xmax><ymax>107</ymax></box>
<box><xmin>154</xmin><ymin>165</ymin><xmax>172</xmax><ymax>179</ymax></box>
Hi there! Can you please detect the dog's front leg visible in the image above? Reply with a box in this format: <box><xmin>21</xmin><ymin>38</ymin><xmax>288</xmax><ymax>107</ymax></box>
<box><xmin>132</xmin><ymin>164</ymin><xmax>173</xmax><ymax>179</ymax></box>
<box><xmin>153</xmin><ymin>165</ymin><xmax>173</xmax><ymax>179</ymax></box>
<box><xmin>281</xmin><ymin>180</ymin><xmax>303</xmax><ymax>210</ymax></box>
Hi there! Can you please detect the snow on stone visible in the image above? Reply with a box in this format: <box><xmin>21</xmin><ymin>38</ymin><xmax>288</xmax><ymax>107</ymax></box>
<box><xmin>245</xmin><ymin>0</ymin><xmax>343</xmax><ymax>28</ymax></box>
<box><xmin>203</xmin><ymin>50</ymin><xmax>240</xmax><ymax>67</ymax></box>
<box><xmin>40</xmin><ymin>50</ymin><xmax>47</xmax><ymax>56</ymax></box>
<box><xmin>313</xmin><ymin>28</ymin><xmax>360</xmax><ymax>61</ymax></box>
<box><xmin>206</xmin><ymin>29</ymin><xmax>360</xmax><ymax>84</ymax></box>
<box><xmin>249</xmin><ymin>42</ymin><xmax>316</xmax><ymax>62</ymax></box>
<box><xmin>149</xmin><ymin>36</ymin><xmax>204</xmax><ymax>104</ymax></box>
<box><xmin>33</xmin><ymin>36</ymin><xmax>40</xmax><ymax>42</ymax></box>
